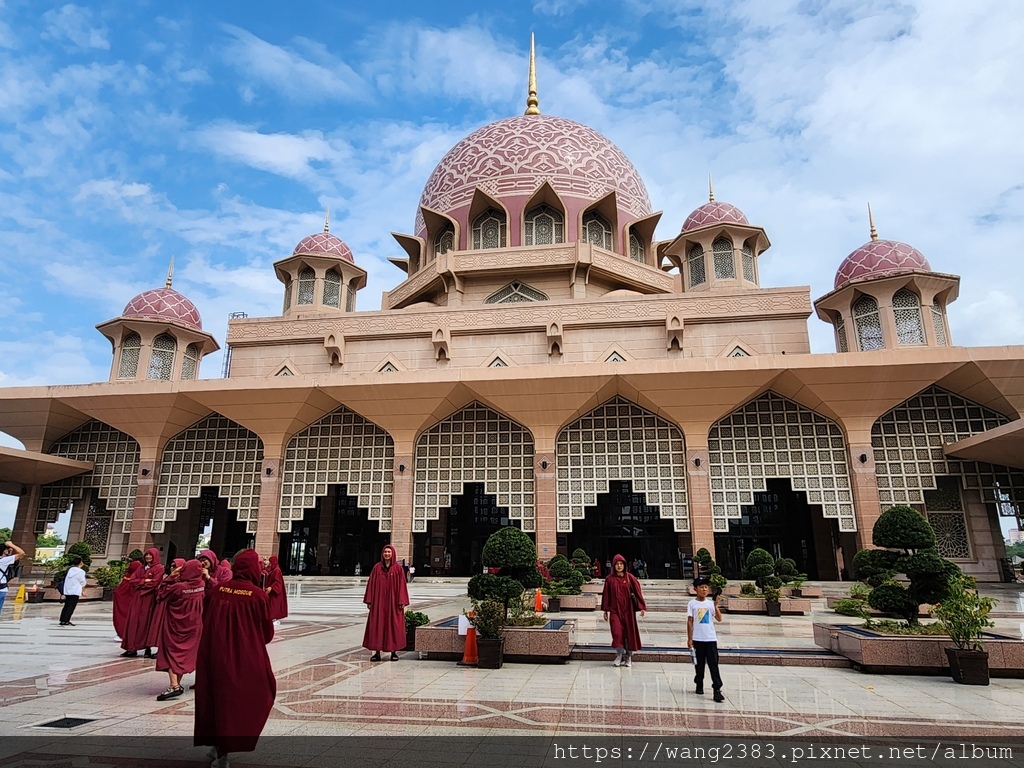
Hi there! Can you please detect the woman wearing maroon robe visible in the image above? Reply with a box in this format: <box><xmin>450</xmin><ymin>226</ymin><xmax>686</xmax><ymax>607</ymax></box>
<box><xmin>601</xmin><ymin>554</ymin><xmax>647</xmax><ymax>667</ymax></box>
<box><xmin>149</xmin><ymin>558</ymin><xmax>184</xmax><ymax>659</ymax></box>
<box><xmin>121</xmin><ymin>547</ymin><xmax>165</xmax><ymax>658</ymax></box>
<box><xmin>362</xmin><ymin>544</ymin><xmax>409</xmax><ymax>661</ymax></box>
<box><xmin>194</xmin><ymin>549</ymin><xmax>276</xmax><ymax>765</ymax></box>
<box><xmin>214</xmin><ymin>555</ymin><xmax>232</xmax><ymax>585</ymax></box>
<box><xmin>155</xmin><ymin>559</ymin><xmax>205</xmax><ymax>700</ymax></box>
<box><xmin>112</xmin><ymin>560</ymin><xmax>142</xmax><ymax>640</ymax></box>
<box><xmin>265</xmin><ymin>555</ymin><xmax>288</xmax><ymax>622</ymax></box>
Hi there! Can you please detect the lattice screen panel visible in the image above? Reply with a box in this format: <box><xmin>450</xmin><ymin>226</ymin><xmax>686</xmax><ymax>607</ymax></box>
<box><xmin>413</xmin><ymin>402</ymin><xmax>534</xmax><ymax>532</ymax></box>
<box><xmin>923</xmin><ymin>476</ymin><xmax>971</xmax><ymax>559</ymax></box>
<box><xmin>153</xmin><ymin>415</ymin><xmax>263</xmax><ymax>533</ymax></box>
<box><xmin>708</xmin><ymin>392</ymin><xmax>855</xmax><ymax>532</ymax></box>
<box><xmin>279</xmin><ymin>407</ymin><xmax>394</xmax><ymax>533</ymax></box>
<box><xmin>871</xmin><ymin>387</ymin><xmax>1024</xmax><ymax>513</ymax></box>
<box><xmin>84</xmin><ymin>499</ymin><xmax>112</xmax><ymax>556</ymax></box>
<box><xmin>555</xmin><ymin>397</ymin><xmax>689</xmax><ymax>533</ymax></box>
<box><xmin>38</xmin><ymin>421</ymin><xmax>139</xmax><ymax>534</ymax></box>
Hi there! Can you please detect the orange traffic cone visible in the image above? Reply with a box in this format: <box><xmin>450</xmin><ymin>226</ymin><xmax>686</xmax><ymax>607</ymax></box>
<box><xmin>534</xmin><ymin>587</ymin><xmax>543</xmax><ymax>612</ymax></box>
<box><xmin>458</xmin><ymin>626</ymin><xmax>479</xmax><ymax>666</ymax></box>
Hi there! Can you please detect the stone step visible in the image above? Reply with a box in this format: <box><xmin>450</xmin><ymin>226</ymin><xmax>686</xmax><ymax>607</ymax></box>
<box><xmin>571</xmin><ymin>644</ymin><xmax>853</xmax><ymax>668</ymax></box>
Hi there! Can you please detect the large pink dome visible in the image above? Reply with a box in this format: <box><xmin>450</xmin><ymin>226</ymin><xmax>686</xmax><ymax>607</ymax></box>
<box><xmin>122</xmin><ymin>288</ymin><xmax>202</xmax><ymax>330</ymax></box>
<box><xmin>415</xmin><ymin>115</ymin><xmax>651</xmax><ymax>237</ymax></box>
<box><xmin>681</xmin><ymin>201</ymin><xmax>749</xmax><ymax>232</ymax></box>
<box><xmin>292</xmin><ymin>231</ymin><xmax>354</xmax><ymax>262</ymax></box>
<box><xmin>834</xmin><ymin>239</ymin><xmax>931</xmax><ymax>289</ymax></box>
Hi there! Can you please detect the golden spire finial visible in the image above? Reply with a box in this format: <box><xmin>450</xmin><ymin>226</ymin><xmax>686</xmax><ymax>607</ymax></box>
<box><xmin>324</xmin><ymin>207</ymin><xmax>330</xmax><ymax>233</ymax></box>
<box><xmin>525</xmin><ymin>34</ymin><xmax>541</xmax><ymax>115</ymax></box>
<box><xmin>868</xmin><ymin>203</ymin><xmax>878</xmax><ymax>241</ymax></box>
<box><xmin>708</xmin><ymin>174</ymin><xmax>715</xmax><ymax>202</ymax></box>
<box><xmin>165</xmin><ymin>256</ymin><xmax>174</xmax><ymax>289</ymax></box>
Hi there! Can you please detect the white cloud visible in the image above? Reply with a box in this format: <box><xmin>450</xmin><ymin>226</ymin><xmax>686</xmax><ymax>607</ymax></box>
<box><xmin>41</xmin><ymin>4</ymin><xmax>110</xmax><ymax>51</ymax></box>
<box><xmin>193</xmin><ymin>125</ymin><xmax>352</xmax><ymax>185</ymax></box>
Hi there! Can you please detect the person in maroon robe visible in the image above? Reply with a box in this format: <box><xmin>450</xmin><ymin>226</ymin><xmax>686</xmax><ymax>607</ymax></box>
<box><xmin>194</xmin><ymin>549</ymin><xmax>276</xmax><ymax>766</ymax></box>
<box><xmin>362</xmin><ymin>544</ymin><xmax>409</xmax><ymax>661</ymax></box>
<box><xmin>112</xmin><ymin>559</ymin><xmax>142</xmax><ymax>640</ymax></box>
<box><xmin>121</xmin><ymin>547</ymin><xmax>165</xmax><ymax>658</ymax></box>
<box><xmin>601</xmin><ymin>554</ymin><xmax>647</xmax><ymax>667</ymax></box>
<box><xmin>264</xmin><ymin>555</ymin><xmax>288</xmax><ymax>623</ymax></box>
<box><xmin>149</xmin><ymin>558</ymin><xmax>184</xmax><ymax>658</ymax></box>
<box><xmin>214</xmin><ymin>555</ymin><xmax>232</xmax><ymax>585</ymax></box>
<box><xmin>155</xmin><ymin>559</ymin><xmax>205</xmax><ymax>700</ymax></box>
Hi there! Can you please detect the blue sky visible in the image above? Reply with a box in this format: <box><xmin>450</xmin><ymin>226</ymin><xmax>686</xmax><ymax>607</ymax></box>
<box><xmin>1</xmin><ymin>1</ymin><xmax>1022</xmax><ymax>531</ymax></box>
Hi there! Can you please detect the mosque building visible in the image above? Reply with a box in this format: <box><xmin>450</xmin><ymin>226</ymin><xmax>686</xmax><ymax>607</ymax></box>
<box><xmin>1</xmin><ymin>40</ymin><xmax>1022</xmax><ymax>581</ymax></box>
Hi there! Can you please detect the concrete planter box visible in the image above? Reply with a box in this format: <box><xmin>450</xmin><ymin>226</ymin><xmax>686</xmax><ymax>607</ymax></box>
<box><xmin>812</xmin><ymin>622</ymin><xmax>1024</xmax><ymax>678</ymax></box>
<box><xmin>721</xmin><ymin>596</ymin><xmax>811</xmax><ymax>615</ymax></box>
<box><xmin>825</xmin><ymin>597</ymin><xmax>932</xmax><ymax>618</ymax></box>
<box><xmin>415</xmin><ymin>616</ymin><xmax>577</xmax><ymax>663</ymax></box>
<box><xmin>554</xmin><ymin>594</ymin><xmax>598</xmax><ymax>611</ymax></box>
<box><xmin>783</xmin><ymin>586</ymin><xmax>823</xmax><ymax>598</ymax></box>
<box><xmin>43</xmin><ymin>585</ymin><xmax>104</xmax><ymax>602</ymax></box>
<box><xmin>581</xmin><ymin>582</ymin><xmax>603</xmax><ymax>595</ymax></box>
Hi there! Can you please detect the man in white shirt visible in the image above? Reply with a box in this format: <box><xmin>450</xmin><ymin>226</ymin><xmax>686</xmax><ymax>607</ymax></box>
<box><xmin>686</xmin><ymin>576</ymin><xmax>725</xmax><ymax>702</ymax></box>
<box><xmin>0</xmin><ymin>540</ymin><xmax>26</xmax><ymax>615</ymax></box>
<box><xmin>59</xmin><ymin>555</ymin><xmax>88</xmax><ymax>626</ymax></box>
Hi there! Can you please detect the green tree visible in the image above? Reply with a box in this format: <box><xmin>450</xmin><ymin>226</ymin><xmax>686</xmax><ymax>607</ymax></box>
<box><xmin>36</xmin><ymin>532</ymin><xmax>65</xmax><ymax>548</ymax></box>
<box><xmin>0</xmin><ymin>527</ymin><xmax>13</xmax><ymax>544</ymax></box>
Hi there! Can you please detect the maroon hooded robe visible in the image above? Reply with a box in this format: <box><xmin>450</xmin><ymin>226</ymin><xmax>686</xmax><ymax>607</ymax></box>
<box><xmin>362</xmin><ymin>544</ymin><xmax>409</xmax><ymax>652</ymax></box>
<box><xmin>112</xmin><ymin>560</ymin><xmax>142</xmax><ymax>639</ymax></box>
<box><xmin>122</xmin><ymin>548</ymin><xmax>165</xmax><ymax>651</ymax></box>
<box><xmin>600</xmin><ymin>554</ymin><xmax>647</xmax><ymax>652</ymax></box>
<box><xmin>193</xmin><ymin>549</ymin><xmax>276</xmax><ymax>754</ymax></box>
<box><xmin>214</xmin><ymin>556</ymin><xmax>232</xmax><ymax>586</ymax></box>
<box><xmin>156</xmin><ymin>559</ymin><xmax>206</xmax><ymax>675</ymax></box>
<box><xmin>265</xmin><ymin>555</ymin><xmax>288</xmax><ymax>621</ymax></box>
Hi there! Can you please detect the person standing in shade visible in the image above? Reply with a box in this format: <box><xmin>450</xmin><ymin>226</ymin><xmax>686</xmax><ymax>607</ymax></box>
<box><xmin>121</xmin><ymin>547</ymin><xmax>164</xmax><ymax>658</ymax></box>
<box><xmin>155</xmin><ymin>559</ymin><xmax>206</xmax><ymax>701</ymax></box>
<box><xmin>264</xmin><ymin>555</ymin><xmax>288</xmax><ymax>625</ymax></box>
<box><xmin>362</xmin><ymin>544</ymin><xmax>409</xmax><ymax>661</ymax></box>
<box><xmin>213</xmin><ymin>553</ymin><xmax>232</xmax><ymax>586</ymax></box>
<box><xmin>59</xmin><ymin>556</ymin><xmax>87</xmax><ymax>626</ymax></box>
<box><xmin>687</xmin><ymin>576</ymin><xmax>725</xmax><ymax>702</ymax></box>
<box><xmin>113</xmin><ymin>559</ymin><xmax>143</xmax><ymax>639</ymax></box>
<box><xmin>0</xmin><ymin>540</ymin><xmax>26</xmax><ymax>615</ymax></box>
<box><xmin>600</xmin><ymin>554</ymin><xmax>646</xmax><ymax>667</ymax></box>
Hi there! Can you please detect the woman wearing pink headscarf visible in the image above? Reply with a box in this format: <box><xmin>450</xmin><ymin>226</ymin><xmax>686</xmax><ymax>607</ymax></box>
<box><xmin>155</xmin><ymin>559</ymin><xmax>205</xmax><ymax>701</ymax></box>
<box><xmin>362</xmin><ymin>544</ymin><xmax>409</xmax><ymax>661</ymax></box>
<box><xmin>264</xmin><ymin>555</ymin><xmax>288</xmax><ymax>623</ymax></box>
<box><xmin>112</xmin><ymin>559</ymin><xmax>142</xmax><ymax>640</ymax></box>
<box><xmin>121</xmin><ymin>547</ymin><xmax>165</xmax><ymax>658</ymax></box>
<box><xmin>601</xmin><ymin>554</ymin><xmax>647</xmax><ymax>667</ymax></box>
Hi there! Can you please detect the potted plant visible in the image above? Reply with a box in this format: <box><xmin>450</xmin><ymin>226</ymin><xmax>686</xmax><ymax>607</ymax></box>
<box><xmin>739</xmin><ymin>582</ymin><xmax>757</xmax><ymax>597</ymax></box>
<box><xmin>932</xmin><ymin>573</ymin><xmax>997</xmax><ymax>686</ymax></box>
<box><xmin>788</xmin><ymin>575</ymin><xmax>807</xmax><ymax>598</ymax></box>
<box><xmin>92</xmin><ymin>561</ymin><xmax>127</xmax><ymax>600</ymax></box>
<box><xmin>405</xmin><ymin>610</ymin><xmax>430</xmax><ymax>651</ymax></box>
<box><xmin>471</xmin><ymin>599</ymin><xmax>506</xmax><ymax>669</ymax></box>
<box><xmin>763</xmin><ymin>584</ymin><xmax>782</xmax><ymax>617</ymax></box>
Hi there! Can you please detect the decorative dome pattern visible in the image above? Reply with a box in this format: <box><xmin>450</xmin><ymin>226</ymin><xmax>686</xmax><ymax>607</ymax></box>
<box><xmin>415</xmin><ymin>115</ymin><xmax>651</xmax><ymax>237</ymax></box>
<box><xmin>122</xmin><ymin>288</ymin><xmax>202</xmax><ymax>330</ymax></box>
<box><xmin>834</xmin><ymin>239</ymin><xmax>931</xmax><ymax>289</ymax></box>
<box><xmin>681</xmin><ymin>201</ymin><xmax>749</xmax><ymax>232</ymax></box>
<box><xmin>292</xmin><ymin>232</ymin><xmax>354</xmax><ymax>262</ymax></box>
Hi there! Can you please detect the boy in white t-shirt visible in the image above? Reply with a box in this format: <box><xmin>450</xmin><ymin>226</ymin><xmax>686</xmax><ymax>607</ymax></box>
<box><xmin>686</xmin><ymin>576</ymin><xmax>725</xmax><ymax>702</ymax></box>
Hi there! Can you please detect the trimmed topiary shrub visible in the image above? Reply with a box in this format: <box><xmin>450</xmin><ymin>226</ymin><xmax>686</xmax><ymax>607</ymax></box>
<box><xmin>775</xmin><ymin>557</ymin><xmax>799</xmax><ymax>583</ymax></box>
<box><xmin>570</xmin><ymin>548</ymin><xmax>593</xmax><ymax>582</ymax></box>
<box><xmin>743</xmin><ymin>548</ymin><xmax>775</xmax><ymax>589</ymax></box>
<box><xmin>694</xmin><ymin>547</ymin><xmax>722</xmax><ymax>578</ymax></box>
<box><xmin>547</xmin><ymin>554</ymin><xmax>573</xmax><ymax>580</ymax></box>
<box><xmin>482</xmin><ymin>527</ymin><xmax>536</xmax><ymax>570</ymax></box>
<box><xmin>851</xmin><ymin>547</ymin><xmax>899</xmax><ymax>586</ymax></box>
<box><xmin>468</xmin><ymin>573</ymin><xmax>524</xmax><ymax>606</ymax></box>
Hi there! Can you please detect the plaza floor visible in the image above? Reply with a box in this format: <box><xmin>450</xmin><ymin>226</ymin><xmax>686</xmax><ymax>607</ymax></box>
<box><xmin>0</xmin><ymin>579</ymin><xmax>1023</xmax><ymax>766</ymax></box>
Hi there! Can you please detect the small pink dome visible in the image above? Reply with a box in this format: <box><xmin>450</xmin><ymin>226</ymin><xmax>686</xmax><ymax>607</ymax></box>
<box><xmin>292</xmin><ymin>232</ymin><xmax>354</xmax><ymax>262</ymax></box>
<box><xmin>681</xmin><ymin>201</ymin><xmax>749</xmax><ymax>232</ymax></box>
<box><xmin>834</xmin><ymin>239</ymin><xmax>931</xmax><ymax>289</ymax></box>
<box><xmin>123</xmin><ymin>288</ymin><xmax>202</xmax><ymax>331</ymax></box>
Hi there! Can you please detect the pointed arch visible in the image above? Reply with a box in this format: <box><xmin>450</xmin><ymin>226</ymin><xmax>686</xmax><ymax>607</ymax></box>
<box><xmin>148</xmin><ymin>333</ymin><xmax>176</xmax><ymax>380</ymax></box>
<box><xmin>323</xmin><ymin>268</ymin><xmax>342</xmax><ymax>308</ymax></box>
<box><xmin>853</xmin><ymin>294</ymin><xmax>884</xmax><ymax>351</ymax></box>
<box><xmin>117</xmin><ymin>332</ymin><xmax>141</xmax><ymax>379</ymax></box>
<box><xmin>484</xmin><ymin>281</ymin><xmax>548</xmax><ymax>304</ymax></box>
<box><xmin>297</xmin><ymin>266</ymin><xmax>316</xmax><ymax>305</ymax></box>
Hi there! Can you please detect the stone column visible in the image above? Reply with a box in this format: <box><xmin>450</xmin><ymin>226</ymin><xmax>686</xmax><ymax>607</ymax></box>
<box><xmin>127</xmin><ymin>455</ymin><xmax>159</xmax><ymax>553</ymax></box>
<box><xmin>11</xmin><ymin>486</ymin><xmax>41</xmax><ymax>568</ymax></box>
<box><xmin>253</xmin><ymin>456</ymin><xmax>282</xmax><ymax>557</ymax></box>
<box><xmin>685</xmin><ymin>444</ymin><xmax>715</xmax><ymax>559</ymax></box>
<box><xmin>848</xmin><ymin>443</ymin><xmax>882</xmax><ymax>551</ymax></box>
<box><xmin>390</xmin><ymin>452</ymin><xmax>414</xmax><ymax>563</ymax></box>
<box><xmin>534</xmin><ymin>448</ymin><xmax>557</xmax><ymax>561</ymax></box>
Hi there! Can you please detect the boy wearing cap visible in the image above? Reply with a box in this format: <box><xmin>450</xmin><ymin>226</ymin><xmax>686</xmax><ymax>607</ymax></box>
<box><xmin>686</xmin><ymin>577</ymin><xmax>725</xmax><ymax>702</ymax></box>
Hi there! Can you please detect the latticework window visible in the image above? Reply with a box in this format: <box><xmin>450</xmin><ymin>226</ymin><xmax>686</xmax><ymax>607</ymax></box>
<box><xmin>276</xmin><ymin>367</ymin><xmax>293</xmax><ymax>376</ymax></box>
<box><xmin>434</xmin><ymin>226</ymin><xmax>455</xmax><ymax>258</ymax></box>
<box><xmin>741</xmin><ymin>244</ymin><xmax>755</xmax><ymax>282</ymax></box>
<box><xmin>932</xmin><ymin>301</ymin><xmax>948</xmax><ymax>346</ymax></box>
<box><xmin>38</xmin><ymin>421</ymin><xmax>139</xmax><ymax>534</ymax></box>
<box><xmin>835</xmin><ymin>315</ymin><xmax>849</xmax><ymax>353</ymax></box>
<box><xmin>153</xmin><ymin>415</ymin><xmax>264</xmax><ymax>534</ymax></box>
<box><xmin>556</xmin><ymin>396</ymin><xmax>689</xmax><ymax>533</ymax></box>
<box><xmin>379</xmin><ymin>362</ymin><xmax>399</xmax><ymax>373</ymax></box>
<box><xmin>181</xmin><ymin>344</ymin><xmax>199</xmax><ymax>380</ymax></box>
<box><xmin>708</xmin><ymin>392</ymin><xmax>856</xmax><ymax>532</ymax></box>
<box><xmin>923</xmin><ymin>476</ymin><xmax>971</xmax><ymax>559</ymax></box>
<box><xmin>345</xmin><ymin>284</ymin><xmax>356</xmax><ymax>312</ymax></box>
<box><xmin>893</xmin><ymin>289</ymin><xmax>925</xmax><ymax>346</ymax></box>
<box><xmin>727</xmin><ymin>347</ymin><xmax>750</xmax><ymax>357</ymax></box>
<box><xmin>582</xmin><ymin>211</ymin><xmax>612</xmax><ymax>250</ymax></box>
<box><xmin>713</xmin><ymin>237</ymin><xmax>735</xmax><ymax>280</ymax></box>
<box><xmin>279</xmin><ymin>406</ymin><xmax>394</xmax><ymax>533</ymax></box>
<box><xmin>413</xmin><ymin>402</ymin><xmax>534</xmax><ymax>533</ymax></box>
<box><xmin>472</xmin><ymin>209</ymin><xmax>507</xmax><ymax>249</ymax></box>
<box><xmin>853</xmin><ymin>295</ymin><xmax>884</xmax><ymax>351</ymax></box>
<box><xmin>484</xmin><ymin>281</ymin><xmax>547</xmax><ymax>304</ymax></box>
<box><xmin>283</xmin><ymin>278</ymin><xmax>292</xmax><ymax>311</ymax></box>
<box><xmin>118</xmin><ymin>333</ymin><xmax>141</xmax><ymax>379</ymax></box>
<box><xmin>489</xmin><ymin>357</ymin><xmax>508</xmax><ymax>367</ymax></box>
<box><xmin>688</xmin><ymin>245</ymin><xmax>706</xmax><ymax>287</ymax></box>
<box><xmin>629</xmin><ymin>231</ymin><xmax>645</xmax><ymax>263</ymax></box>
<box><xmin>524</xmin><ymin>204</ymin><xmax>564</xmax><ymax>245</ymax></box>
<box><xmin>323</xmin><ymin>269</ymin><xmax>341</xmax><ymax>308</ymax></box>
<box><xmin>606</xmin><ymin>351</ymin><xmax>626</xmax><ymax>362</ymax></box>
<box><xmin>297</xmin><ymin>267</ymin><xmax>315</xmax><ymax>305</ymax></box>
<box><xmin>147</xmin><ymin>334</ymin><xmax>176</xmax><ymax>380</ymax></box>
<box><xmin>83</xmin><ymin>497</ymin><xmax>112</xmax><ymax>556</ymax></box>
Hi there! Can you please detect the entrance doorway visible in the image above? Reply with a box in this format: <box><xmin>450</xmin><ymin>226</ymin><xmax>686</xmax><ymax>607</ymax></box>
<box><xmin>444</xmin><ymin>482</ymin><xmax>515</xmax><ymax>575</ymax></box>
<box><xmin>169</xmin><ymin>487</ymin><xmax>253</xmax><ymax>562</ymax></box>
<box><xmin>566</xmin><ymin>480</ymin><xmax>681</xmax><ymax>579</ymax></box>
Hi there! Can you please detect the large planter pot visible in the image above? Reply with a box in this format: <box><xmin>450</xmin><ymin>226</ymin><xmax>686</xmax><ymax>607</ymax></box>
<box><xmin>405</xmin><ymin>626</ymin><xmax>417</xmax><ymax>651</ymax></box>
<box><xmin>766</xmin><ymin>601</ymin><xmax>782</xmax><ymax>617</ymax></box>
<box><xmin>477</xmin><ymin>637</ymin><xmax>504</xmax><ymax>669</ymax></box>
<box><xmin>546</xmin><ymin>597</ymin><xmax>561</xmax><ymax>613</ymax></box>
<box><xmin>27</xmin><ymin>589</ymin><xmax>45</xmax><ymax>603</ymax></box>
<box><xmin>102</xmin><ymin>588</ymin><xmax>114</xmax><ymax>601</ymax></box>
<box><xmin>945</xmin><ymin>648</ymin><xmax>990</xmax><ymax>686</ymax></box>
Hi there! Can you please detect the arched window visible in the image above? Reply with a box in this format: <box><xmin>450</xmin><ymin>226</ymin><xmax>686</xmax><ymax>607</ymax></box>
<box><xmin>297</xmin><ymin>267</ymin><xmax>315</xmax><ymax>305</ymax></box>
<box><xmin>282</xmin><ymin>277</ymin><xmax>292</xmax><ymax>311</ymax></box>
<box><xmin>629</xmin><ymin>231</ymin><xmax>645</xmax><ymax>262</ymax></box>
<box><xmin>434</xmin><ymin>225</ymin><xmax>454</xmax><ymax>259</ymax></box>
<box><xmin>582</xmin><ymin>211</ymin><xmax>612</xmax><ymax>250</ymax></box>
<box><xmin>181</xmin><ymin>343</ymin><xmax>200</xmax><ymax>380</ymax></box>
<box><xmin>687</xmin><ymin>244</ymin><xmax>706</xmax><ymax>287</ymax></box>
<box><xmin>853</xmin><ymin>295</ymin><xmax>884</xmax><ymax>351</ymax></box>
<box><xmin>147</xmin><ymin>333</ymin><xmax>176</xmax><ymax>380</ymax></box>
<box><xmin>472</xmin><ymin>209</ymin><xmax>506</xmax><ymax>249</ymax></box>
<box><xmin>485</xmin><ymin>281</ymin><xmax>548</xmax><ymax>304</ymax></box>
<box><xmin>118</xmin><ymin>332</ymin><xmax>141</xmax><ymax>379</ymax></box>
<box><xmin>835</xmin><ymin>314</ymin><xmax>849</xmax><ymax>353</ymax></box>
<box><xmin>931</xmin><ymin>301</ymin><xmax>948</xmax><ymax>346</ymax></box>
<box><xmin>741</xmin><ymin>244</ymin><xmax>755</xmax><ymax>282</ymax></box>
<box><xmin>524</xmin><ymin>204</ymin><xmax>564</xmax><ymax>245</ymax></box>
<box><xmin>323</xmin><ymin>269</ymin><xmax>341</xmax><ymax>308</ymax></box>
<box><xmin>893</xmin><ymin>289</ymin><xmax>925</xmax><ymax>346</ymax></box>
<box><xmin>713</xmin><ymin>237</ymin><xmax>735</xmax><ymax>280</ymax></box>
